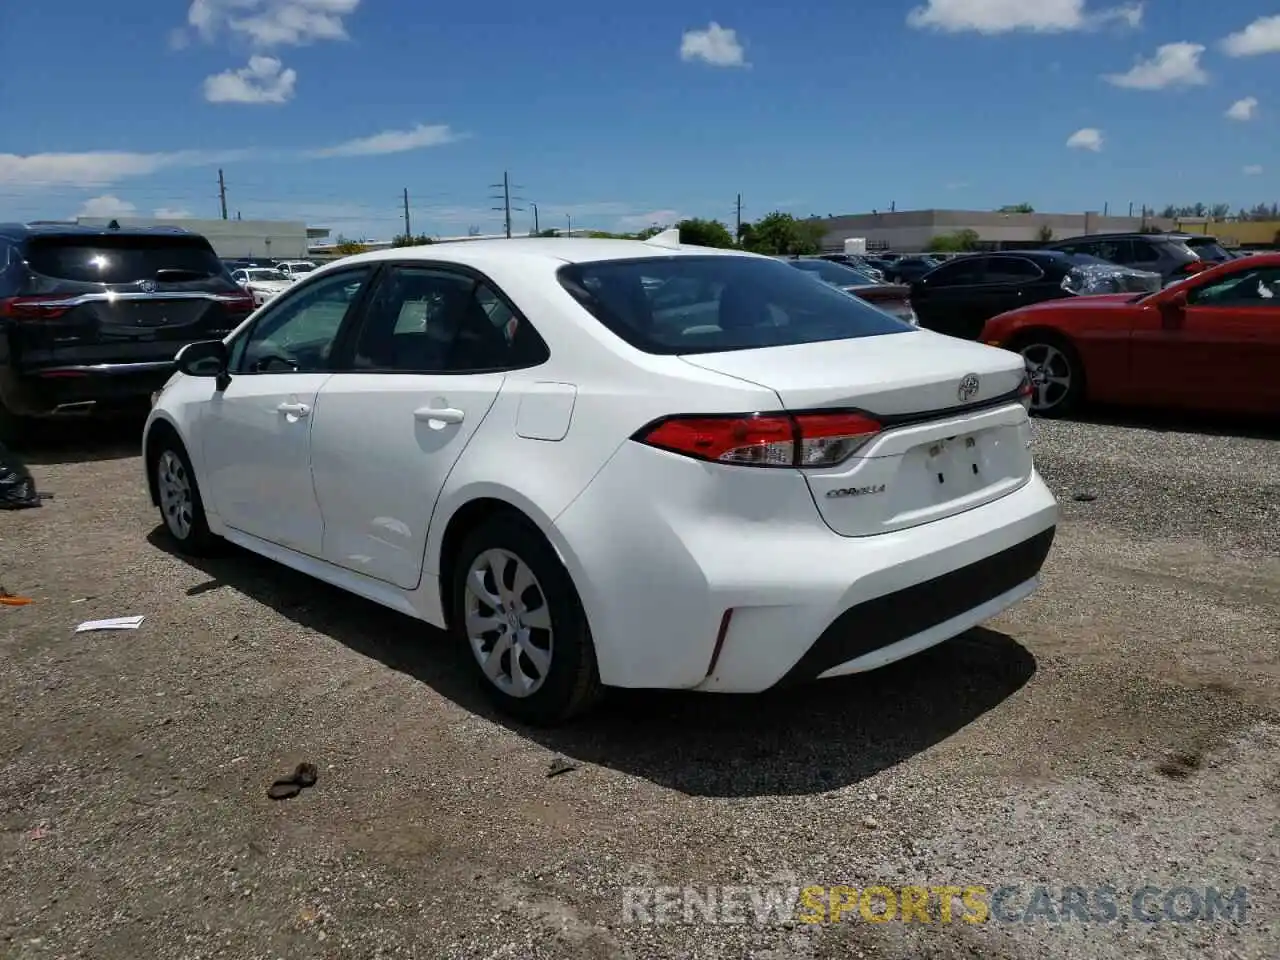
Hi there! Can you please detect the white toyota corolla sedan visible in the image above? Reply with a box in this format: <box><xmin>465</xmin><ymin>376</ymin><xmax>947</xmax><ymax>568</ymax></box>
<box><xmin>143</xmin><ymin>233</ymin><xmax>1058</xmax><ymax>724</ymax></box>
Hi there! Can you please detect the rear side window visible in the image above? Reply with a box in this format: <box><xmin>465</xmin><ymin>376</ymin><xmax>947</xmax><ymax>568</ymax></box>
<box><xmin>558</xmin><ymin>255</ymin><xmax>910</xmax><ymax>355</ymax></box>
<box><xmin>925</xmin><ymin>258</ymin><xmax>985</xmax><ymax>286</ymax></box>
<box><xmin>1184</xmin><ymin>237</ymin><xmax>1231</xmax><ymax>262</ymax></box>
<box><xmin>984</xmin><ymin>257</ymin><xmax>1044</xmax><ymax>282</ymax></box>
<box><xmin>24</xmin><ymin>235</ymin><xmax>225</xmax><ymax>284</ymax></box>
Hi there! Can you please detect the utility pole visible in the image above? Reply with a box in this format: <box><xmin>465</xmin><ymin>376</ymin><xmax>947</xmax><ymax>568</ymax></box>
<box><xmin>566</xmin><ymin>214</ymin><xmax>572</xmax><ymax>238</ymax></box>
<box><xmin>218</xmin><ymin>169</ymin><xmax>228</xmax><ymax>220</ymax></box>
<box><xmin>402</xmin><ymin>187</ymin><xmax>412</xmax><ymax>239</ymax></box>
<box><xmin>735</xmin><ymin>193</ymin><xmax>742</xmax><ymax>241</ymax></box>
<box><xmin>531</xmin><ymin>202</ymin><xmax>539</xmax><ymax>234</ymax></box>
<box><xmin>489</xmin><ymin>171</ymin><xmax>525</xmax><ymax>239</ymax></box>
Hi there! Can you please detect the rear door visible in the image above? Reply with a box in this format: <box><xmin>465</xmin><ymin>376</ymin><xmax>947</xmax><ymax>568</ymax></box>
<box><xmin>978</xmin><ymin>255</ymin><xmax>1048</xmax><ymax>316</ymax></box>
<box><xmin>199</xmin><ymin>265</ymin><xmax>375</xmax><ymax>556</ymax></box>
<box><xmin>309</xmin><ymin>265</ymin><xmax>548</xmax><ymax>589</ymax></box>
<box><xmin>13</xmin><ymin>234</ymin><xmax>253</xmax><ymax>369</ymax></box>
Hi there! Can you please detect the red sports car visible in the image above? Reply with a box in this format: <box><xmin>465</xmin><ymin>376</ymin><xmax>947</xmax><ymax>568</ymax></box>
<box><xmin>980</xmin><ymin>253</ymin><xmax>1280</xmax><ymax>417</ymax></box>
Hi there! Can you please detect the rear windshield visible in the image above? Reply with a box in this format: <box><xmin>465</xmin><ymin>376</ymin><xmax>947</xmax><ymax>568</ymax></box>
<box><xmin>790</xmin><ymin>259</ymin><xmax>879</xmax><ymax>286</ymax></box>
<box><xmin>557</xmin><ymin>255</ymin><xmax>912</xmax><ymax>355</ymax></box>
<box><xmin>25</xmin><ymin>235</ymin><xmax>225</xmax><ymax>284</ymax></box>
<box><xmin>1183</xmin><ymin>237</ymin><xmax>1231</xmax><ymax>262</ymax></box>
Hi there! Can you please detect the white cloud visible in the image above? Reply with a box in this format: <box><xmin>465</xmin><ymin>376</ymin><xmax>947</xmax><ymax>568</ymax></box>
<box><xmin>1243</xmin><ymin>164</ymin><xmax>1264</xmax><ymax>176</ymax></box>
<box><xmin>308</xmin><ymin>123</ymin><xmax>460</xmax><ymax>158</ymax></box>
<box><xmin>154</xmin><ymin>207</ymin><xmax>195</xmax><ymax>218</ymax></box>
<box><xmin>1103</xmin><ymin>42</ymin><xmax>1208</xmax><ymax>90</ymax></box>
<box><xmin>680</xmin><ymin>23</ymin><xmax>747</xmax><ymax>67</ymax></box>
<box><xmin>1222</xmin><ymin>15</ymin><xmax>1280</xmax><ymax>57</ymax></box>
<box><xmin>183</xmin><ymin>0</ymin><xmax>360</xmax><ymax>47</ymax></box>
<box><xmin>1226</xmin><ymin>96</ymin><xmax>1258</xmax><ymax>121</ymax></box>
<box><xmin>203</xmin><ymin>55</ymin><xmax>297</xmax><ymax>104</ymax></box>
<box><xmin>615</xmin><ymin>209</ymin><xmax>684</xmax><ymax>231</ymax></box>
<box><xmin>906</xmin><ymin>0</ymin><xmax>1142</xmax><ymax>34</ymax></box>
<box><xmin>1066</xmin><ymin>127</ymin><xmax>1104</xmax><ymax>151</ymax></box>
<box><xmin>76</xmin><ymin>195</ymin><xmax>138</xmax><ymax>218</ymax></box>
<box><xmin>0</xmin><ymin>149</ymin><xmax>245</xmax><ymax>189</ymax></box>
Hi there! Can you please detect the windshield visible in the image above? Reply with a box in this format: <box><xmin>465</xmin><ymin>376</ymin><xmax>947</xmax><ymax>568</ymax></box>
<box><xmin>287</xmin><ymin>263</ymin><xmax>316</xmax><ymax>274</ymax></box>
<box><xmin>558</xmin><ymin>255</ymin><xmax>912</xmax><ymax>356</ymax></box>
<box><xmin>25</xmin><ymin>235</ymin><xmax>223</xmax><ymax>284</ymax></box>
<box><xmin>789</xmin><ymin>259</ymin><xmax>880</xmax><ymax>286</ymax></box>
<box><xmin>245</xmin><ymin>269</ymin><xmax>288</xmax><ymax>282</ymax></box>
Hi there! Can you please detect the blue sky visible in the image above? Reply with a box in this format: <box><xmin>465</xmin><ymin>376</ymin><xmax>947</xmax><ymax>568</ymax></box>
<box><xmin>1</xmin><ymin>0</ymin><xmax>1277</xmax><ymax>240</ymax></box>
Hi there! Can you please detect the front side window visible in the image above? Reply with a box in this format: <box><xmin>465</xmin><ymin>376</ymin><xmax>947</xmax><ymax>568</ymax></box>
<box><xmin>230</xmin><ymin>267</ymin><xmax>372</xmax><ymax>374</ymax></box>
<box><xmin>351</xmin><ymin>266</ymin><xmax>548</xmax><ymax>372</ymax></box>
<box><xmin>558</xmin><ymin>255</ymin><xmax>910</xmax><ymax>356</ymax></box>
<box><xmin>926</xmin><ymin>258</ymin><xmax>985</xmax><ymax>286</ymax></box>
<box><xmin>1188</xmin><ymin>267</ymin><xmax>1280</xmax><ymax>306</ymax></box>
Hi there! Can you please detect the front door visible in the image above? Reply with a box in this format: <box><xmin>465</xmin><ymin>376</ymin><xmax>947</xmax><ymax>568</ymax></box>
<box><xmin>310</xmin><ymin>266</ymin><xmax>548</xmax><ymax>589</ymax></box>
<box><xmin>200</xmin><ymin>265</ymin><xmax>375</xmax><ymax>555</ymax></box>
<box><xmin>1130</xmin><ymin>265</ymin><xmax>1280</xmax><ymax>413</ymax></box>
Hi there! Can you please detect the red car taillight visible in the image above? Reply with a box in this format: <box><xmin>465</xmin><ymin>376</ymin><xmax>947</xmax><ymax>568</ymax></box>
<box><xmin>635</xmin><ymin>411</ymin><xmax>882</xmax><ymax>468</ymax></box>
<box><xmin>214</xmin><ymin>291</ymin><xmax>257</xmax><ymax>315</ymax></box>
<box><xmin>0</xmin><ymin>296</ymin><xmax>76</xmax><ymax>320</ymax></box>
<box><xmin>1017</xmin><ymin>375</ymin><xmax>1034</xmax><ymax>411</ymax></box>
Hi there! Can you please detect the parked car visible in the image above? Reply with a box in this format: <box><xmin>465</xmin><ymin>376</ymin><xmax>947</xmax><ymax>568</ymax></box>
<box><xmin>0</xmin><ymin>222</ymin><xmax>256</xmax><ymax>440</ymax></box>
<box><xmin>981</xmin><ymin>253</ymin><xmax>1280</xmax><ymax>417</ymax></box>
<box><xmin>143</xmin><ymin>236</ymin><xmax>1058</xmax><ymax>723</ymax></box>
<box><xmin>276</xmin><ymin>260</ymin><xmax>318</xmax><ymax>281</ymax></box>
<box><xmin>816</xmin><ymin>254</ymin><xmax>886</xmax><ymax>282</ymax></box>
<box><xmin>1045</xmin><ymin>232</ymin><xmax>1209</xmax><ymax>284</ymax></box>
<box><xmin>885</xmin><ymin>256</ymin><xmax>940</xmax><ymax>284</ymax></box>
<box><xmin>785</xmin><ymin>257</ymin><xmax>917</xmax><ymax>324</ymax></box>
<box><xmin>231</xmin><ymin>267</ymin><xmax>294</xmax><ymax>306</ymax></box>
<box><xmin>909</xmin><ymin>251</ymin><xmax>1161</xmax><ymax>341</ymax></box>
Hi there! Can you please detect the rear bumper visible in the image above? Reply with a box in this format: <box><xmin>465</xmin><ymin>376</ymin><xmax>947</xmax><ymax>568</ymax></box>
<box><xmin>0</xmin><ymin>361</ymin><xmax>175</xmax><ymax>416</ymax></box>
<box><xmin>552</xmin><ymin>440</ymin><xmax>1059</xmax><ymax>692</ymax></box>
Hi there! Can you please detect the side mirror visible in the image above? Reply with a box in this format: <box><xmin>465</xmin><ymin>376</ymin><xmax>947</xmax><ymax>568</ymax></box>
<box><xmin>176</xmin><ymin>340</ymin><xmax>228</xmax><ymax>379</ymax></box>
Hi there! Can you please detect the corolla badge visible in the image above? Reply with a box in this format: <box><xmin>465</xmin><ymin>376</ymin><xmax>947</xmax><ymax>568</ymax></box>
<box><xmin>957</xmin><ymin>373</ymin><xmax>980</xmax><ymax>402</ymax></box>
<box><xmin>138</xmin><ymin>279</ymin><xmax>157</xmax><ymax>293</ymax></box>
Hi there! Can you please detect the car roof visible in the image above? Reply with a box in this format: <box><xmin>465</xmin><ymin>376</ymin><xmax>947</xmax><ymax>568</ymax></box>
<box><xmin>326</xmin><ymin>237</ymin><xmax>762</xmax><ymax>274</ymax></box>
<box><xmin>1050</xmin><ymin>232</ymin><xmax>1213</xmax><ymax>244</ymax></box>
<box><xmin>0</xmin><ymin>221</ymin><xmax>198</xmax><ymax>241</ymax></box>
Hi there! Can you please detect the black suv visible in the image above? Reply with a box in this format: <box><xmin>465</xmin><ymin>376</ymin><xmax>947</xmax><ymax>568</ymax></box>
<box><xmin>0</xmin><ymin>222</ymin><xmax>256</xmax><ymax>438</ymax></box>
<box><xmin>1044</xmin><ymin>232</ymin><xmax>1209</xmax><ymax>283</ymax></box>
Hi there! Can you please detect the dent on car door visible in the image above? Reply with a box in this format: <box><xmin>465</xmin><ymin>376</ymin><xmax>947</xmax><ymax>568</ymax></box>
<box><xmin>199</xmin><ymin>266</ymin><xmax>374</xmax><ymax>555</ymax></box>
<box><xmin>309</xmin><ymin>265</ymin><xmax>548</xmax><ymax>589</ymax></box>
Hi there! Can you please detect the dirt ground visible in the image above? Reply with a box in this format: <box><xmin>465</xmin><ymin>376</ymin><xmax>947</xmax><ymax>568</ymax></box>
<box><xmin>1</xmin><ymin>411</ymin><xmax>1277</xmax><ymax>960</ymax></box>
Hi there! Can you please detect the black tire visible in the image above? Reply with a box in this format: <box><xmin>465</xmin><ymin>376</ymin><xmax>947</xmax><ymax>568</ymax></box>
<box><xmin>451</xmin><ymin>514</ymin><xmax>603</xmax><ymax>725</ymax></box>
<box><xmin>147</xmin><ymin>430</ymin><xmax>223</xmax><ymax>556</ymax></box>
<box><xmin>0</xmin><ymin>398</ymin><xmax>29</xmax><ymax>446</ymax></box>
<box><xmin>1012</xmin><ymin>332</ymin><xmax>1085</xmax><ymax>418</ymax></box>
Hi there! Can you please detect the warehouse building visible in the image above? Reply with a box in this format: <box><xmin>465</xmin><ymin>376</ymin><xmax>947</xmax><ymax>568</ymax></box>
<box><xmin>73</xmin><ymin>216</ymin><xmax>328</xmax><ymax>260</ymax></box>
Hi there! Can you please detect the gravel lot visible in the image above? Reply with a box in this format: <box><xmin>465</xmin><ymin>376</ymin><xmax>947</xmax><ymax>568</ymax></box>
<box><xmin>1</xmin><ymin>411</ymin><xmax>1277</xmax><ymax>959</ymax></box>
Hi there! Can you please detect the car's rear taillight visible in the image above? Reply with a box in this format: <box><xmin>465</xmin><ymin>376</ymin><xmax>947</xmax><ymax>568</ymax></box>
<box><xmin>1017</xmin><ymin>375</ymin><xmax>1034</xmax><ymax>411</ymax></box>
<box><xmin>1181</xmin><ymin>261</ymin><xmax>1208</xmax><ymax>275</ymax></box>
<box><xmin>636</xmin><ymin>411</ymin><xmax>882</xmax><ymax>468</ymax></box>
<box><xmin>0</xmin><ymin>296</ymin><xmax>76</xmax><ymax>320</ymax></box>
<box><xmin>214</xmin><ymin>290</ymin><xmax>257</xmax><ymax>314</ymax></box>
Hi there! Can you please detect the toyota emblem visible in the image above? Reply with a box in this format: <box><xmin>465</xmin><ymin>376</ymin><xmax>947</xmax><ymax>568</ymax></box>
<box><xmin>957</xmin><ymin>373</ymin><xmax>980</xmax><ymax>402</ymax></box>
<box><xmin>138</xmin><ymin>279</ymin><xmax>157</xmax><ymax>293</ymax></box>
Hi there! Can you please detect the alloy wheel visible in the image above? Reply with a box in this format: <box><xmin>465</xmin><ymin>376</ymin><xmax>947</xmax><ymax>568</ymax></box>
<box><xmin>156</xmin><ymin>449</ymin><xmax>194</xmax><ymax>540</ymax></box>
<box><xmin>463</xmin><ymin>548</ymin><xmax>554</xmax><ymax>698</ymax></box>
<box><xmin>1020</xmin><ymin>343</ymin><xmax>1073</xmax><ymax>413</ymax></box>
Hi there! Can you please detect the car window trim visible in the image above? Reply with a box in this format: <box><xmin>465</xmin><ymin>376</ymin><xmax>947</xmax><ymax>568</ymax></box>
<box><xmin>227</xmin><ymin>264</ymin><xmax>379</xmax><ymax>376</ymax></box>
<box><xmin>328</xmin><ymin>259</ymin><xmax>550</xmax><ymax>375</ymax></box>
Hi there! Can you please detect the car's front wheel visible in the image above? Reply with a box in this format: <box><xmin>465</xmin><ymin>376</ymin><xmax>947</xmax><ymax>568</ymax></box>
<box><xmin>452</xmin><ymin>515</ymin><xmax>602</xmax><ymax>725</ymax></box>
<box><xmin>1017</xmin><ymin>334</ymin><xmax>1084</xmax><ymax>417</ymax></box>
<box><xmin>149</xmin><ymin>432</ymin><xmax>221</xmax><ymax>555</ymax></box>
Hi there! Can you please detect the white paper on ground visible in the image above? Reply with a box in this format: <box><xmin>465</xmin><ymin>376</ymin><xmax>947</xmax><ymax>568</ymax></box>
<box><xmin>75</xmin><ymin>616</ymin><xmax>145</xmax><ymax>632</ymax></box>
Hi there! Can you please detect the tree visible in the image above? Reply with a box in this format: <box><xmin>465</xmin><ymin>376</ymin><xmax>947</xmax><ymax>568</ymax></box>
<box><xmin>999</xmin><ymin>203</ymin><xmax>1035</xmax><ymax>214</ymax></box>
<box><xmin>392</xmin><ymin>233</ymin><xmax>433</xmax><ymax>247</ymax></box>
<box><xmin>1036</xmin><ymin>224</ymin><xmax>1054</xmax><ymax>243</ymax></box>
<box><xmin>334</xmin><ymin>241</ymin><xmax>366</xmax><ymax>255</ymax></box>
<box><xmin>926</xmin><ymin>228</ymin><xmax>980</xmax><ymax>252</ymax></box>
<box><xmin>740</xmin><ymin>212</ymin><xmax>826</xmax><ymax>255</ymax></box>
<box><xmin>675</xmin><ymin>218</ymin><xmax>735</xmax><ymax>248</ymax></box>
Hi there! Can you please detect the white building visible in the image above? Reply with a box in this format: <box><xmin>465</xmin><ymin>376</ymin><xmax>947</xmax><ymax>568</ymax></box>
<box><xmin>74</xmin><ymin>216</ymin><xmax>327</xmax><ymax>260</ymax></box>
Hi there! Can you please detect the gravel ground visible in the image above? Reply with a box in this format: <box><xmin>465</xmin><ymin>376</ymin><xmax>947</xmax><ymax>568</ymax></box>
<box><xmin>1</xmin><ymin>412</ymin><xmax>1277</xmax><ymax>960</ymax></box>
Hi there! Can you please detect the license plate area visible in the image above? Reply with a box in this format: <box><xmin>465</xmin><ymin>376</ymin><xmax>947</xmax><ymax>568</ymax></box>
<box><xmin>925</xmin><ymin>433</ymin><xmax>987</xmax><ymax>493</ymax></box>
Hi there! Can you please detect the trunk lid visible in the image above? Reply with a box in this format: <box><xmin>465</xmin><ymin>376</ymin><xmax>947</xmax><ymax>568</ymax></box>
<box><xmin>680</xmin><ymin>331</ymin><xmax>1035</xmax><ymax>536</ymax></box>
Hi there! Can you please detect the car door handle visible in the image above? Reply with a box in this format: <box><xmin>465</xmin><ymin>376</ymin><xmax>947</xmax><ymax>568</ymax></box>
<box><xmin>277</xmin><ymin>402</ymin><xmax>311</xmax><ymax>417</ymax></box>
<box><xmin>414</xmin><ymin>405</ymin><xmax>465</xmax><ymax>424</ymax></box>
